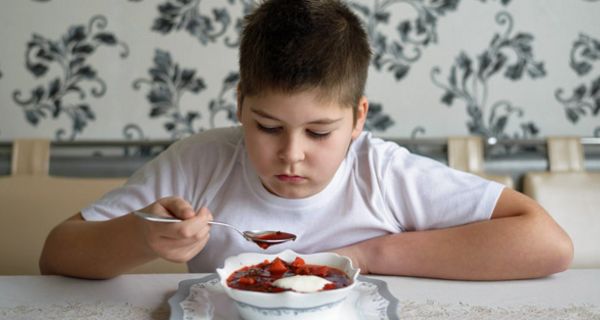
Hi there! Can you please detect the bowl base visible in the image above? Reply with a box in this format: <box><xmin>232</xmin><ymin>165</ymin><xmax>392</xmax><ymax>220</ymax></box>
<box><xmin>234</xmin><ymin>298</ymin><xmax>345</xmax><ymax>320</ymax></box>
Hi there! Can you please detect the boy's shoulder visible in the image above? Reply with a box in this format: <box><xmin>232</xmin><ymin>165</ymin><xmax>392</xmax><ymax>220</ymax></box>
<box><xmin>349</xmin><ymin>132</ymin><xmax>442</xmax><ymax>176</ymax></box>
<box><xmin>350</xmin><ymin>131</ymin><xmax>409</xmax><ymax>159</ymax></box>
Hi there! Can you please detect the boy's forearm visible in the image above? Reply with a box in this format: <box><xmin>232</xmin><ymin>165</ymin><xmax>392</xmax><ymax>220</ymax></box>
<box><xmin>39</xmin><ymin>213</ymin><xmax>156</xmax><ymax>279</ymax></box>
<box><xmin>339</xmin><ymin>211</ymin><xmax>572</xmax><ymax>280</ymax></box>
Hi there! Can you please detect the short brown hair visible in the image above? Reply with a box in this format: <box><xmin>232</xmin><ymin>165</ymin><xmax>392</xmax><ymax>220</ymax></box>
<box><xmin>239</xmin><ymin>0</ymin><xmax>371</xmax><ymax>111</ymax></box>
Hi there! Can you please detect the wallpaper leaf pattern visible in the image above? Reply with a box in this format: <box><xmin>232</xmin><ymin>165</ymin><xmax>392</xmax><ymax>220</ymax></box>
<box><xmin>431</xmin><ymin>12</ymin><xmax>544</xmax><ymax>140</ymax></box>
<box><xmin>153</xmin><ymin>0</ymin><xmax>235</xmax><ymax>46</ymax></box>
<box><xmin>133</xmin><ymin>49</ymin><xmax>206</xmax><ymax>139</ymax></box>
<box><xmin>349</xmin><ymin>0</ymin><xmax>511</xmax><ymax>82</ymax></box>
<box><xmin>208</xmin><ymin>71</ymin><xmax>239</xmax><ymax>128</ymax></box>
<box><xmin>556</xmin><ymin>77</ymin><xmax>600</xmax><ymax>124</ymax></box>
<box><xmin>349</xmin><ymin>0</ymin><xmax>459</xmax><ymax>81</ymax></box>
<box><xmin>570</xmin><ymin>33</ymin><xmax>600</xmax><ymax>76</ymax></box>
<box><xmin>2</xmin><ymin>0</ymin><xmax>599</xmax><ymax>141</ymax></box>
<box><xmin>479</xmin><ymin>0</ymin><xmax>511</xmax><ymax>4</ymax></box>
<box><xmin>555</xmin><ymin>34</ymin><xmax>600</xmax><ymax>130</ymax></box>
<box><xmin>11</xmin><ymin>15</ymin><xmax>128</xmax><ymax>140</ymax></box>
<box><xmin>122</xmin><ymin>124</ymin><xmax>169</xmax><ymax>157</ymax></box>
<box><xmin>365</xmin><ymin>102</ymin><xmax>395</xmax><ymax>131</ymax></box>
<box><xmin>132</xmin><ymin>50</ymin><xmax>243</xmax><ymax>140</ymax></box>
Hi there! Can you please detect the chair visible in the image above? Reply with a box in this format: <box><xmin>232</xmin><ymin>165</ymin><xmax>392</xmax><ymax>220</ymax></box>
<box><xmin>0</xmin><ymin>139</ymin><xmax>187</xmax><ymax>275</ymax></box>
<box><xmin>523</xmin><ymin>137</ymin><xmax>600</xmax><ymax>268</ymax></box>
<box><xmin>447</xmin><ymin>136</ymin><xmax>514</xmax><ymax>188</ymax></box>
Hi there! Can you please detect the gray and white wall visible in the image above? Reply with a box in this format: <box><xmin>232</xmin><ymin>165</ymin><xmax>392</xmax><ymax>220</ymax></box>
<box><xmin>0</xmin><ymin>0</ymin><xmax>599</xmax><ymax>142</ymax></box>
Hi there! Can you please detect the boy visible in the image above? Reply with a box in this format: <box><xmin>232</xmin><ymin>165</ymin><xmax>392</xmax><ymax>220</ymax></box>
<box><xmin>40</xmin><ymin>0</ymin><xmax>572</xmax><ymax>280</ymax></box>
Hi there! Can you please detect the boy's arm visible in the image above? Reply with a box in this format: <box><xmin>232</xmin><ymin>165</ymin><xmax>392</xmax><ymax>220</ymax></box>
<box><xmin>333</xmin><ymin>188</ymin><xmax>574</xmax><ymax>280</ymax></box>
<box><xmin>39</xmin><ymin>197</ymin><xmax>212</xmax><ymax>279</ymax></box>
<box><xmin>39</xmin><ymin>212</ymin><xmax>157</xmax><ymax>279</ymax></box>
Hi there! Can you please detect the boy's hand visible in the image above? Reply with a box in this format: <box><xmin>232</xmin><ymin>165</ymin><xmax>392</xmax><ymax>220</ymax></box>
<box><xmin>137</xmin><ymin>196</ymin><xmax>212</xmax><ymax>263</ymax></box>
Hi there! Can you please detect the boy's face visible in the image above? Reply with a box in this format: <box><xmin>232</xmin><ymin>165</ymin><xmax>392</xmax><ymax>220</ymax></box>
<box><xmin>238</xmin><ymin>89</ymin><xmax>368</xmax><ymax>199</ymax></box>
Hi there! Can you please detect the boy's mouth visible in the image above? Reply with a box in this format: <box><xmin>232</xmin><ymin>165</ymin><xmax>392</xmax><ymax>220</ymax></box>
<box><xmin>275</xmin><ymin>174</ymin><xmax>306</xmax><ymax>183</ymax></box>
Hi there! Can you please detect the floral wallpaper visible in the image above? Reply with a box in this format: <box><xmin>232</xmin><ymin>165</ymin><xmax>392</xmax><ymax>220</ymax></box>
<box><xmin>0</xmin><ymin>0</ymin><xmax>598</xmax><ymax>143</ymax></box>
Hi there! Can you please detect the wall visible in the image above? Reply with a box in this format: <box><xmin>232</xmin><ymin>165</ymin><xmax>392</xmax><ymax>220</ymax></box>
<box><xmin>0</xmin><ymin>0</ymin><xmax>599</xmax><ymax>142</ymax></box>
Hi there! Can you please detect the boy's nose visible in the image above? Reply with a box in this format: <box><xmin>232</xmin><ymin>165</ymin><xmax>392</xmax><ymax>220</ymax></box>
<box><xmin>278</xmin><ymin>134</ymin><xmax>305</xmax><ymax>163</ymax></box>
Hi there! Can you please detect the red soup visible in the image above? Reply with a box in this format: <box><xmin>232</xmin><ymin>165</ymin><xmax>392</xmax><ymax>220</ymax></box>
<box><xmin>226</xmin><ymin>256</ymin><xmax>352</xmax><ymax>293</ymax></box>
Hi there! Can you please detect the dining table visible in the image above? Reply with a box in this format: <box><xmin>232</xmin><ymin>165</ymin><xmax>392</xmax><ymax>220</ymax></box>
<box><xmin>1</xmin><ymin>269</ymin><xmax>599</xmax><ymax>320</ymax></box>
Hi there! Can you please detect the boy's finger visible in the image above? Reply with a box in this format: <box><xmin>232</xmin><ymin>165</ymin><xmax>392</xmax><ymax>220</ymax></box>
<box><xmin>196</xmin><ymin>207</ymin><xmax>214</xmax><ymax>222</ymax></box>
<box><xmin>160</xmin><ymin>196</ymin><xmax>195</xmax><ymax>220</ymax></box>
<box><xmin>162</xmin><ymin>221</ymin><xmax>211</xmax><ymax>243</ymax></box>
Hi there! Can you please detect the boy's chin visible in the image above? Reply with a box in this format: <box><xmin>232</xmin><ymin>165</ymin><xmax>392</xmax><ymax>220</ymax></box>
<box><xmin>263</xmin><ymin>183</ymin><xmax>320</xmax><ymax>199</ymax></box>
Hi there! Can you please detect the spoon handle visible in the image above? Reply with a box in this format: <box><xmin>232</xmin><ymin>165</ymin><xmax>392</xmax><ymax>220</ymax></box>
<box><xmin>205</xmin><ymin>221</ymin><xmax>245</xmax><ymax>236</ymax></box>
<box><xmin>133</xmin><ymin>211</ymin><xmax>244</xmax><ymax>235</ymax></box>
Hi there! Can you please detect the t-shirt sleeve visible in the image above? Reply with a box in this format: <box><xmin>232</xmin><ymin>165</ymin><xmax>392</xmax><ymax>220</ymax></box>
<box><xmin>382</xmin><ymin>148</ymin><xmax>505</xmax><ymax>231</ymax></box>
<box><xmin>80</xmin><ymin>141</ymin><xmax>189</xmax><ymax>221</ymax></box>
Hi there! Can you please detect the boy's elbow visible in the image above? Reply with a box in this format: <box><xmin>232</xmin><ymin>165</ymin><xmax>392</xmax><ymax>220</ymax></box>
<box><xmin>38</xmin><ymin>229</ymin><xmax>60</xmax><ymax>275</ymax></box>
<box><xmin>527</xmin><ymin>209</ymin><xmax>574</xmax><ymax>276</ymax></box>
<box><xmin>39</xmin><ymin>256</ymin><xmax>55</xmax><ymax>276</ymax></box>
<box><xmin>539</xmin><ymin>213</ymin><xmax>574</xmax><ymax>275</ymax></box>
<box><xmin>552</xmin><ymin>231</ymin><xmax>574</xmax><ymax>273</ymax></box>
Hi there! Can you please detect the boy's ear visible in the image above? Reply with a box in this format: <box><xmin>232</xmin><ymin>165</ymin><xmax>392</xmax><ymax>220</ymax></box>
<box><xmin>351</xmin><ymin>96</ymin><xmax>369</xmax><ymax>140</ymax></box>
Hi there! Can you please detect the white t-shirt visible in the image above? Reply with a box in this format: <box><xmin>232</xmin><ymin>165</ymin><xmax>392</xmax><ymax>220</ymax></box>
<box><xmin>82</xmin><ymin>126</ymin><xmax>504</xmax><ymax>272</ymax></box>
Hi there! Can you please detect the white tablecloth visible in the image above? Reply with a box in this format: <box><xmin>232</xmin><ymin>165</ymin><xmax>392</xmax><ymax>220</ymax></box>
<box><xmin>1</xmin><ymin>269</ymin><xmax>599</xmax><ymax>319</ymax></box>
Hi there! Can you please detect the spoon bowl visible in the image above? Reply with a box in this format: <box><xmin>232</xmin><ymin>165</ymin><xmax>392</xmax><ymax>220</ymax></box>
<box><xmin>133</xmin><ymin>211</ymin><xmax>296</xmax><ymax>249</ymax></box>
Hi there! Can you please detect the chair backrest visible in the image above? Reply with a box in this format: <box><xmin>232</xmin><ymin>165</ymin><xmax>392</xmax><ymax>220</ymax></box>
<box><xmin>546</xmin><ymin>136</ymin><xmax>585</xmax><ymax>172</ymax></box>
<box><xmin>523</xmin><ymin>137</ymin><xmax>600</xmax><ymax>268</ymax></box>
<box><xmin>447</xmin><ymin>136</ymin><xmax>514</xmax><ymax>188</ymax></box>
<box><xmin>0</xmin><ymin>139</ymin><xmax>187</xmax><ymax>275</ymax></box>
<box><xmin>11</xmin><ymin>139</ymin><xmax>50</xmax><ymax>175</ymax></box>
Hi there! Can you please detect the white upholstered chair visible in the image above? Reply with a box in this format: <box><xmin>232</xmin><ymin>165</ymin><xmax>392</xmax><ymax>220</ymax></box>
<box><xmin>0</xmin><ymin>139</ymin><xmax>187</xmax><ymax>275</ymax></box>
<box><xmin>447</xmin><ymin>136</ymin><xmax>514</xmax><ymax>188</ymax></box>
<box><xmin>523</xmin><ymin>137</ymin><xmax>600</xmax><ymax>268</ymax></box>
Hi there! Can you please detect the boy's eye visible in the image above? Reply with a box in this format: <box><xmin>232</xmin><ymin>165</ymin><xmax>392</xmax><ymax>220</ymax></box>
<box><xmin>256</xmin><ymin>123</ymin><xmax>330</xmax><ymax>139</ymax></box>
<box><xmin>306</xmin><ymin>130</ymin><xmax>330</xmax><ymax>140</ymax></box>
<box><xmin>257</xmin><ymin>123</ymin><xmax>281</xmax><ymax>134</ymax></box>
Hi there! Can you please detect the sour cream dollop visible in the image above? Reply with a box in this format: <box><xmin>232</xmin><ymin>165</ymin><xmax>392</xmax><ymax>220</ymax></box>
<box><xmin>272</xmin><ymin>275</ymin><xmax>332</xmax><ymax>293</ymax></box>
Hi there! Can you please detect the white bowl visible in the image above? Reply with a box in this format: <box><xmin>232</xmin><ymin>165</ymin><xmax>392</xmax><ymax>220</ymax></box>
<box><xmin>216</xmin><ymin>249</ymin><xmax>360</xmax><ymax>320</ymax></box>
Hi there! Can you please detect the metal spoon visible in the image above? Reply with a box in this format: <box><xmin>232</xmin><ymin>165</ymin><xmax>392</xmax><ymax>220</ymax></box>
<box><xmin>133</xmin><ymin>211</ymin><xmax>296</xmax><ymax>249</ymax></box>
